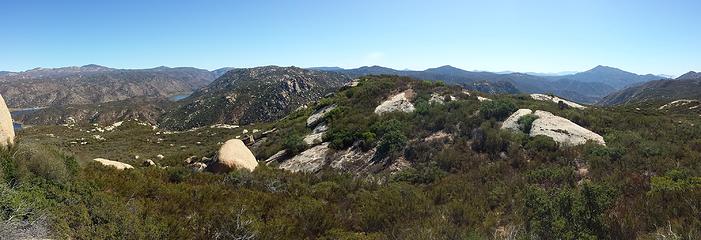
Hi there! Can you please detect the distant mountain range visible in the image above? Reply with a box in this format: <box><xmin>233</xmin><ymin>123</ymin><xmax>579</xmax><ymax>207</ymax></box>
<box><xmin>598</xmin><ymin>71</ymin><xmax>701</xmax><ymax>106</ymax></box>
<box><xmin>0</xmin><ymin>64</ymin><xmax>668</xmax><ymax>110</ymax></box>
<box><xmin>0</xmin><ymin>65</ymin><xmax>218</xmax><ymax>108</ymax></box>
<box><xmin>311</xmin><ymin>65</ymin><xmax>666</xmax><ymax>103</ymax></box>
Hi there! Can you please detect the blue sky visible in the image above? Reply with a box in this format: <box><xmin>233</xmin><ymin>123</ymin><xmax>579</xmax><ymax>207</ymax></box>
<box><xmin>1</xmin><ymin>0</ymin><xmax>699</xmax><ymax>75</ymax></box>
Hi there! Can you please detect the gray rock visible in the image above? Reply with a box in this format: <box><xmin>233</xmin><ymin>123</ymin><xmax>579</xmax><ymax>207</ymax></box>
<box><xmin>306</xmin><ymin>104</ymin><xmax>337</xmax><ymax>127</ymax></box>
<box><xmin>280</xmin><ymin>142</ymin><xmax>330</xmax><ymax>173</ymax></box>
<box><xmin>374</xmin><ymin>91</ymin><xmax>415</xmax><ymax>115</ymax></box>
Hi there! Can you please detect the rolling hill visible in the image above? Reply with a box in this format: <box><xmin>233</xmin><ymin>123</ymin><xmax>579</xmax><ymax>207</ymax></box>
<box><xmin>158</xmin><ymin>66</ymin><xmax>350</xmax><ymax>130</ymax></box>
<box><xmin>598</xmin><ymin>72</ymin><xmax>701</xmax><ymax>106</ymax></box>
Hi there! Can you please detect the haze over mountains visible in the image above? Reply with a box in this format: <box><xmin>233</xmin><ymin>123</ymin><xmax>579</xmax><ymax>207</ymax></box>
<box><xmin>0</xmin><ymin>63</ymin><xmax>673</xmax><ymax>113</ymax></box>
<box><xmin>0</xmin><ymin>65</ymin><xmax>220</xmax><ymax>108</ymax></box>
<box><xmin>599</xmin><ymin>71</ymin><xmax>701</xmax><ymax>106</ymax></box>
<box><xmin>316</xmin><ymin>65</ymin><xmax>666</xmax><ymax>103</ymax></box>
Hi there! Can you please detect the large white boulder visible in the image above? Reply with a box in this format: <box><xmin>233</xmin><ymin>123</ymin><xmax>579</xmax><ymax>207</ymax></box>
<box><xmin>530</xmin><ymin>110</ymin><xmax>605</xmax><ymax>146</ymax></box>
<box><xmin>280</xmin><ymin>142</ymin><xmax>330</xmax><ymax>173</ymax></box>
<box><xmin>530</xmin><ymin>94</ymin><xmax>586</xmax><ymax>109</ymax></box>
<box><xmin>374</xmin><ymin>91</ymin><xmax>415</xmax><ymax>115</ymax></box>
<box><xmin>307</xmin><ymin>104</ymin><xmax>336</xmax><ymax>127</ymax></box>
<box><xmin>501</xmin><ymin>109</ymin><xmax>534</xmax><ymax>131</ymax></box>
<box><xmin>208</xmin><ymin>139</ymin><xmax>258</xmax><ymax>173</ymax></box>
<box><xmin>0</xmin><ymin>94</ymin><xmax>15</xmax><ymax>147</ymax></box>
<box><xmin>501</xmin><ymin>109</ymin><xmax>605</xmax><ymax>146</ymax></box>
<box><xmin>93</xmin><ymin>158</ymin><xmax>134</xmax><ymax>170</ymax></box>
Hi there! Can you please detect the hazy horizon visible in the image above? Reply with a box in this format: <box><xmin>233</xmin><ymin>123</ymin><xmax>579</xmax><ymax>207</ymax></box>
<box><xmin>2</xmin><ymin>0</ymin><xmax>699</xmax><ymax>76</ymax></box>
<box><xmin>1</xmin><ymin>63</ymin><xmax>678</xmax><ymax>78</ymax></box>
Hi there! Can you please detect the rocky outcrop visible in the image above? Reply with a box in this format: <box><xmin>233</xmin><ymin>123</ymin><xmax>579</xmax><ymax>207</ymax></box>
<box><xmin>501</xmin><ymin>109</ymin><xmax>534</xmax><ymax>131</ymax></box>
<box><xmin>303</xmin><ymin>123</ymin><xmax>328</xmax><ymax>145</ymax></box>
<box><xmin>279</xmin><ymin>142</ymin><xmax>330</xmax><ymax>173</ymax></box>
<box><xmin>0</xmin><ymin>94</ymin><xmax>14</xmax><ymax>147</ymax></box>
<box><xmin>329</xmin><ymin>144</ymin><xmax>378</xmax><ymax>172</ymax></box>
<box><xmin>306</xmin><ymin>105</ymin><xmax>336</xmax><ymax>127</ymax></box>
<box><xmin>374</xmin><ymin>90</ymin><xmax>415</xmax><ymax>115</ymax></box>
<box><xmin>477</xmin><ymin>96</ymin><xmax>492</xmax><ymax>102</ymax></box>
<box><xmin>207</xmin><ymin>139</ymin><xmax>258</xmax><ymax>173</ymax></box>
<box><xmin>188</xmin><ymin>162</ymin><xmax>207</xmax><ymax>172</ymax></box>
<box><xmin>658</xmin><ymin>99</ymin><xmax>699</xmax><ymax>110</ymax></box>
<box><xmin>93</xmin><ymin>158</ymin><xmax>134</xmax><ymax>170</ymax></box>
<box><xmin>502</xmin><ymin>109</ymin><xmax>605</xmax><ymax>146</ymax></box>
<box><xmin>264</xmin><ymin>150</ymin><xmax>289</xmax><ymax>165</ymax></box>
<box><xmin>530</xmin><ymin>94</ymin><xmax>586</xmax><ymax>109</ymax></box>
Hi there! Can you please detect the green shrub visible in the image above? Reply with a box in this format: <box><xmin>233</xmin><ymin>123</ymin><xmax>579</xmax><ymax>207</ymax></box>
<box><xmin>13</xmin><ymin>142</ymin><xmax>71</xmax><ymax>184</ymax></box>
<box><xmin>284</xmin><ymin>134</ymin><xmax>307</xmax><ymax>155</ymax></box>
<box><xmin>479</xmin><ymin>99</ymin><xmax>517</xmax><ymax>121</ymax></box>
<box><xmin>526</xmin><ymin>135</ymin><xmax>558</xmax><ymax>152</ymax></box>
<box><xmin>517</xmin><ymin>114</ymin><xmax>539</xmax><ymax>134</ymax></box>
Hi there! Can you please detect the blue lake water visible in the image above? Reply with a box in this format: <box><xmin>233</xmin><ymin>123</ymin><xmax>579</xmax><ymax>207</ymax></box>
<box><xmin>10</xmin><ymin>107</ymin><xmax>44</xmax><ymax>130</ymax></box>
<box><xmin>168</xmin><ymin>92</ymin><xmax>193</xmax><ymax>101</ymax></box>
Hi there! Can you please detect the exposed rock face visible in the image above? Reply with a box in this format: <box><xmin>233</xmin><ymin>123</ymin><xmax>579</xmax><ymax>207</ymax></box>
<box><xmin>208</xmin><ymin>139</ymin><xmax>258</xmax><ymax>173</ymax></box>
<box><xmin>279</xmin><ymin>143</ymin><xmax>330</xmax><ymax>173</ymax></box>
<box><xmin>531</xmin><ymin>110</ymin><xmax>605</xmax><ymax>146</ymax></box>
<box><xmin>502</xmin><ymin>109</ymin><xmax>605</xmax><ymax>146</ymax></box>
<box><xmin>501</xmin><ymin>109</ymin><xmax>534</xmax><ymax>131</ymax></box>
<box><xmin>0</xmin><ymin>94</ymin><xmax>15</xmax><ymax>147</ymax></box>
<box><xmin>374</xmin><ymin>91</ymin><xmax>415</xmax><ymax>115</ymax></box>
<box><xmin>264</xmin><ymin>150</ymin><xmax>289</xmax><ymax>165</ymax></box>
<box><xmin>530</xmin><ymin>94</ymin><xmax>586</xmax><ymax>109</ymax></box>
<box><xmin>303</xmin><ymin>123</ymin><xmax>328</xmax><ymax>145</ymax></box>
<box><xmin>329</xmin><ymin>144</ymin><xmax>378</xmax><ymax>172</ymax></box>
<box><xmin>93</xmin><ymin>158</ymin><xmax>134</xmax><ymax>170</ymax></box>
<box><xmin>306</xmin><ymin>105</ymin><xmax>336</xmax><ymax>127</ymax></box>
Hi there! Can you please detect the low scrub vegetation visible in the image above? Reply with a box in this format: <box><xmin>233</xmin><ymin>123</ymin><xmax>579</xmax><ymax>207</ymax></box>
<box><xmin>7</xmin><ymin>75</ymin><xmax>701</xmax><ymax>239</ymax></box>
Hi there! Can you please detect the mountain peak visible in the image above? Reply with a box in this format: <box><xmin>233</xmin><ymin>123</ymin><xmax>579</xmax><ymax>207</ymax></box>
<box><xmin>588</xmin><ymin>65</ymin><xmax>622</xmax><ymax>73</ymax></box>
<box><xmin>676</xmin><ymin>71</ymin><xmax>701</xmax><ymax>80</ymax></box>
<box><xmin>81</xmin><ymin>64</ymin><xmax>108</xmax><ymax>69</ymax></box>
<box><xmin>425</xmin><ymin>65</ymin><xmax>468</xmax><ymax>74</ymax></box>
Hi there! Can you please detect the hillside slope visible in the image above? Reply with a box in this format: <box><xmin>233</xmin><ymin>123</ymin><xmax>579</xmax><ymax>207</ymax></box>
<box><xmin>599</xmin><ymin>72</ymin><xmax>701</xmax><ymax>106</ymax></box>
<box><xmin>158</xmin><ymin>66</ymin><xmax>350</xmax><ymax>130</ymax></box>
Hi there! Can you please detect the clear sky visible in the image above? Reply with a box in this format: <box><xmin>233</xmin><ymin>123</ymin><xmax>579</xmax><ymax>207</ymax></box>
<box><xmin>1</xmin><ymin>0</ymin><xmax>699</xmax><ymax>75</ymax></box>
